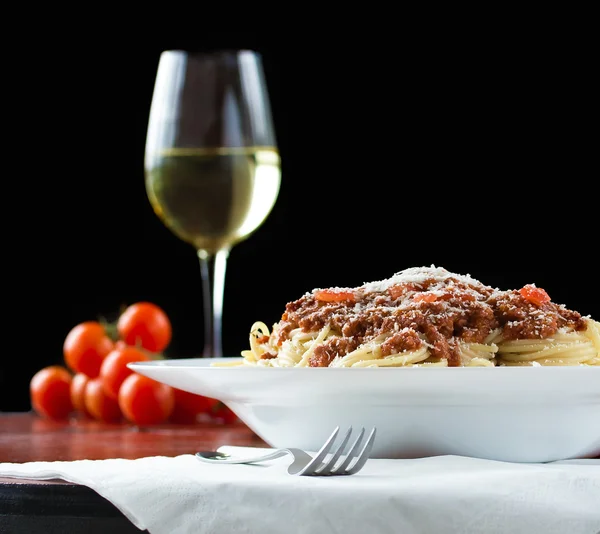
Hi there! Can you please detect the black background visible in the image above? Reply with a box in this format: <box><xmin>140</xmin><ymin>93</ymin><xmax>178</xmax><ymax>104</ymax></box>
<box><xmin>1</xmin><ymin>29</ymin><xmax>597</xmax><ymax>413</ymax></box>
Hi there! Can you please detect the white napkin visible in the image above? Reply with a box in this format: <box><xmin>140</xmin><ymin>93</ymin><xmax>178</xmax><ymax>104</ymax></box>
<box><xmin>1</xmin><ymin>447</ymin><xmax>599</xmax><ymax>534</ymax></box>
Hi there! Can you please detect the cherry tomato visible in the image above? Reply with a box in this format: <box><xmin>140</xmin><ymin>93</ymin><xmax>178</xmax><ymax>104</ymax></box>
<box><xmin>114</xmin><ymin>340</ymin><xmax>129</xmax><ymax>350</ymax></box>
<box><xmin>519</xmin><ymin>284</ymin><xmax>551</xmax><ymax>306</ymax></box>
<box><xmin>99</xmin><ymin>346</ymin><xmax>150</xmax><ymax>399</ymax></box>
<box><xmin>170</xmin><ymin>388</ymin><xmax>218</xmax><ymax>424</ymax></box>
<box><xmin>70</xmin><ymin>373</ymin><xmax>92</xmax><ymax>417</ymax></box>
<box><xmin>117</xmin><ymin>302</ymin><xmax>172</xmax><ymax>353</ymax></box>
<box><xmin>63</xmin><ymin>321</ymin><xmax>114</xmax><ymax>378</ymax></box>
<box><xmin>84</xmin><ymin>377</ymin><xmax>123</xmax><ymax>423</ymax></box>
<box><xmin>118</xmin><ymin>373</ymin><xmax>175</xmax><ymax>426</ymax></box>
<box><xmin>211</xmin><ymin>401</ymin><xmax>238</xmax><ymax>424</ymax></box>
<box><xmin>30</xmin><ymin>366</ymin><xmax>73</xmax><ymax>420</ymax></box>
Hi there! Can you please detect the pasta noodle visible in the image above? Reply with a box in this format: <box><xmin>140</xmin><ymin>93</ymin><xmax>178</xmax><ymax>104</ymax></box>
<box><xmin>495</xmin><ymin>321</ymin><xmax>600</xmax><ymax>366</ymax></box>
<box><xmin>239</xmin><ymin>323</ymin><xmax>499</xmax><ymax>368</ymax></box>
<box><xmin>225</xmin><ymin>266</ymin><xmax>599</xmax><ymax>368</ymax></box>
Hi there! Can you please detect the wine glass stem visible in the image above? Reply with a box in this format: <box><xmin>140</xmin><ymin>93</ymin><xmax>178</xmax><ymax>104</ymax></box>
<box><xmin>198</xmin><ymin>248</ymin><xmax>229</xmax><ymax>358</ymax></box>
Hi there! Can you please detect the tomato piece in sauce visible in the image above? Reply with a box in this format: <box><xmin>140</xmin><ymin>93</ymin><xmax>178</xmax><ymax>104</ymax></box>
<box><xmin>389</xmin><ymin>286</ymin><xmax>403</xmax><ymax>299</ymax></box>
<box><xmin>519</xmin><ymin>284</ymin><xmax>551</xmax><ymax>306</ymax></box>
<box><xmin>314</xmin><ymin>289</ymin><xmax>356</xmax><ymax>303</ymax></box>
<box><xmin>413</xmin><ymin>292</ymin><xmax>438</xmax><ymax>303</ymax></box>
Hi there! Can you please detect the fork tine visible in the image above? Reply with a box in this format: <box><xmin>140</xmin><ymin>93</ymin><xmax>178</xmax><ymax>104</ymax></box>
<box><xmin>314</xmin><ymin>426</ymin><xmax>353</xmax><ymax>475</ymax></box>
<box><xmin>296</xmin><ymin>426</ymin><xmax>340</xmax><ymax>476</ymax></box>
<box><xmin>344</xmin><ymin>427</ymin><xmax>377</xmax><ymax>475</ymax></box>
<box><xmin>328</xmin><ymin>426</ymin><xmax>366</xmax><ymax>475</ymax></box>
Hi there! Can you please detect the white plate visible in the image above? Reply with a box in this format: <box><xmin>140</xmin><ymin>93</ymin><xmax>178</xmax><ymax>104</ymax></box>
<box><xmin>128</xmin><ymin>358</ymin><xmax>600</xmax><ymax>462</ymax></box>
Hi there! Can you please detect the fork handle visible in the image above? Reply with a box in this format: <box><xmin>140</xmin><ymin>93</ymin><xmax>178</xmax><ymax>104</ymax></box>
<box><xmin>207</xmin><ymin>449</ymin><xmax>292</xmax><ymax>464</ymax></box>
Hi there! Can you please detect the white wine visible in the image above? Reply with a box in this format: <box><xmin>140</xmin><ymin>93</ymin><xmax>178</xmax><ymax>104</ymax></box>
<box><xmin>145</xmin><ymin>147</ymin><xmax>281</xmax><ymax>253</ymax></box>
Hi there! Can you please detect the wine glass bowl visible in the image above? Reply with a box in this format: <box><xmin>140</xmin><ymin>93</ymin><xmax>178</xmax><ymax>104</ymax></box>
<box><xmin>145</xmin><ymin>146</ymin><xmax>280</xmax><ymax>254</ymax></box>
<box><xmin>144</xmin><ymin>49</ymin><xmax>280</xmax><ymax>358</ymax></box>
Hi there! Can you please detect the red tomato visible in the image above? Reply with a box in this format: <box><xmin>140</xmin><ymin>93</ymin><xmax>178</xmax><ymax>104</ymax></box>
<box><xmin>63</xmin><ymin>321</ymin><xmax>114</xmax><ymax>378</ymax></box>
<box><xmin>314</xmin><ymin>289</ymin><xmax>356</xmax><ymax>303</ymax></box>
<box><xmin>84</xmin><ymin>377</ymin><xmax>123</xmax><ymax>423</ymax></box>
<box><xmin>99</xmin><ymin>346</ymin><xmax>150</xmax><ymax>399</ymax></box>
<box><xmin>30</xmin><ymin>366</ymin><xmax>73</xmax><ymax>420</ymax></box>
<box><xmin>519</xmin><ymin>284</ymin><xmax>551</xmax><ymax>306</ymax></box>
<box><xmin>389</xmin><ymin>283</ymin><xmax>419</xmax><ymax>300</ymax></box>
<box><xmin>413</xmin><ymin>292</ymin><xmax>438</xmax><ymax>303</ymax></box>
<box><xmin>118</xmin><ymin>373</ymin><xmax>175</xmax><ymax>426</ymax></box>
<box><xmin>70</xmin><ymin>373</ymin><xmax>92</xmax><ymax>417</ymax></box>
<box><xmin>211</xmin><ymin>401</ymin><xmax>238</xmax><ymax>424</ymax></box>
<box><xmin>117</xmin><ymin>302</ymin><xmax>172</xmax><ymax>353</ymax></box>
<box><xmin>170</xmin><ymin>388</ymin><xmax>218</xmax><ymax>424</ymax></box>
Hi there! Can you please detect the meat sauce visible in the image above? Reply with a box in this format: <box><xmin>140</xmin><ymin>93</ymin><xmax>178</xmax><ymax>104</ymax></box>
<box><xmin>272</xmin><ymin>267</ymin><xmax>586</xmax><ymax>367</ymax></box>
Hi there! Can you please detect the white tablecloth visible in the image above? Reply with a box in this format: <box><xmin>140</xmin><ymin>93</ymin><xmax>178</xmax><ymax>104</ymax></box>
<box><xmin>1</xmin><ymin>447</ymin><xmax>599</xmax><ymax>534</ymax></box>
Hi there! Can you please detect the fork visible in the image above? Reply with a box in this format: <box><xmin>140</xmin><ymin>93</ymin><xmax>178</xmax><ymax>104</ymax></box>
<box><xmin>195</xmin><ymin>426</ymin><xmax>377</xmax><ymax>476</ymax></box>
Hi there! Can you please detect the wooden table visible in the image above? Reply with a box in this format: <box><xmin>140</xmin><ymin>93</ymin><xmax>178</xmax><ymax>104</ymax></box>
<box><xmin>0</xmin><ymin>412</ymin><xmax>267</xmax><ymax>533</ymax></box>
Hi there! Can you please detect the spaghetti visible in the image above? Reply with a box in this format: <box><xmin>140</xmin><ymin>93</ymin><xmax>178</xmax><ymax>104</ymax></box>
<box><xmin>233</xmin><ymin>266</ymin><xmax>599</xmax><ymax>368</ymax></box>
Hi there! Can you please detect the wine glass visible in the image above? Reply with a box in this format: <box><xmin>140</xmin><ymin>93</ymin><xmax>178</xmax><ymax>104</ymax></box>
<box><xmin>144</xmin><ymin>49</ymin><xmax>281</xmax><ymax>358</ymax></box>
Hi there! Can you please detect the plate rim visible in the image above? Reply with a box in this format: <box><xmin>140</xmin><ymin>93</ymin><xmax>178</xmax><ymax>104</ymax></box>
<box><xmin>128</xmin><ymin>357</ymin><xmax>600</xmax><ymax>372</ymax></box>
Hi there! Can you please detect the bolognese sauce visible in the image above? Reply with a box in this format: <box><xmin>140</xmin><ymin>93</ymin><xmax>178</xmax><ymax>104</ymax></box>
<box><xmin>273</xmin><ymin>266</ymin><xmax>586</xmax><ymax>367</ymax></box>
